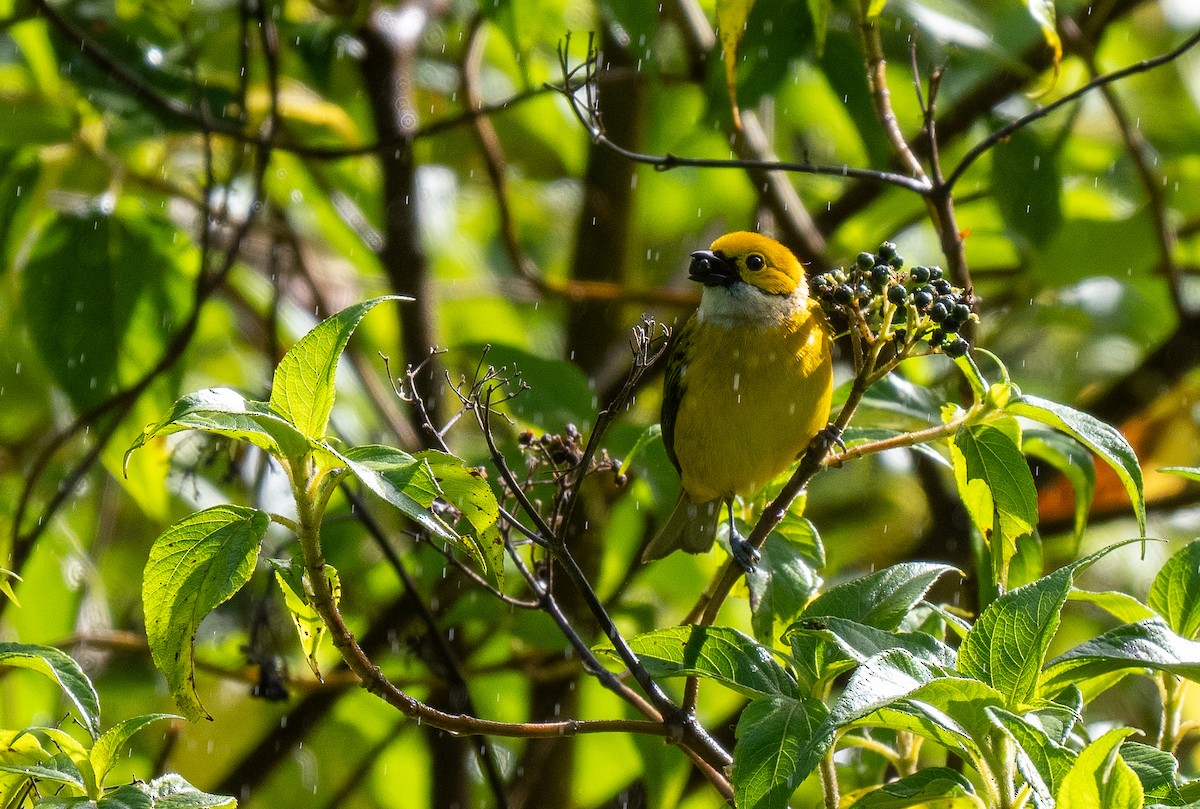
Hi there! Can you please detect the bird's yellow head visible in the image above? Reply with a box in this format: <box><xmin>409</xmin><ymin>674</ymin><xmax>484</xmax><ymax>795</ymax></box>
<box><xmin>689</xmin><ymin>231</ymin><xmax>805</xmax><ymax>297</ymax></box>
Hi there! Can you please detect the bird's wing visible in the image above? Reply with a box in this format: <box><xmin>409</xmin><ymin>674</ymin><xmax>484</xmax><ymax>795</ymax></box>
<box><xmin>660</xmin><ymin>314</ymin><xmax>697</xmax><ymax>473</ymax></box>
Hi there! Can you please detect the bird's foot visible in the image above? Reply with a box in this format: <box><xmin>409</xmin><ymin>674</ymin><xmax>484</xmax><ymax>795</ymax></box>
<box><xmin>729</xmin><ymin>528</ymin><xmax>761</xmax><ymax>573</ymax></box>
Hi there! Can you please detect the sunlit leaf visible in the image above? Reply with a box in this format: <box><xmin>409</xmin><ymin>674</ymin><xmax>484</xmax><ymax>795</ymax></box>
<box><xmin>1041</xmin><ymin>617</ymin><xmax>1200</xmax><ymax>696</ymax></box>
<box><xmin>1056</xmin><ymin>728</ymin><xmax>1142</xmax><ymax>809</ymax></box>
<box><xmin>732</xmin><ymin>695</ymin><xmax>832</xmax><ymax>809</ymax></box>
<box><xmin>1120</xmin><ymin>741</ymin><xmax>1182</xmax><ymax>804</ymax></box>
<box><xmin>126</xmin><ymin>387</ymin><xmax>333</xmax><ymax>471</ymax></box>
<box><xmin>90</xmin><ymin>714</ymin><xmax>179</xmax><ymax>787</ymax></box>
<box><xmin>0</xmin><ymin>643</ymin><xmax>101</xmax><ymax>739</ymax></box>
<box><xmin>0</xmin><ymin>567</ymin><xmax>21</xmax><ymax>607</ymax></box>
<box><xmin>598</xmin><ymin>625</ymin><xmax>795</xmax><ymax>698</ymax></box>
<box><xmin>133</xmin><ymin>773</ymin><xmax>236</xmax><ymax>807</ymax></box>
<box><xmin>806</xmin><ymin>0</ymin><xmax>830</xmax><ymax>56</ymax></box>
<box><xmin>269</xmin><ymin>295</ymin><xmax>404</xmax><ymax>441</ymax></box>
<box><xmin>950</xmin><ymin>422</ymin><xmax>1038</xmax><ymax>574</ymax></box>
<box><xmin>271</xmin><ymin>559</ymin><xmax>338</xmax><ymax>680</ymax></box>
<box><xmin>1022</xmin><ymin>0</ymin><xmax>1062</xmax><ymax>90</ymax></box>
<box><xmin>339</xmin><ymin>445</ymin><xmax>460</xmax><ymax>543</ymax></box>
<box><xmin>1149</xmin><ymin>539</ymin><xmax>1200</xmax><ymax>638</ymax></box>
<box><xmin>1007</xmin><ymin>394</ymin><xmax>1145</xmax><ymax>536</ymax></box>
<box><xmin>143</xmin><ymin>505</ymin><xmax>269</xmax><ymax>720</ymax></box>
<box><xmin>1161</xmin><ymin>466</ymin><xmax>1200</xmax><ymax>483</ymax></box>
<box><xmin>716</xmin><ymin>0</ymin><xmax>754</xmax><ymax>129</ymax></box>
<box><xmin>987</xmin><ymin>707</ymin><xmax>1076</xmax><ymax>807</ymax></box>
<box><xmin>1069</xmin><ymin>589</ymin><xmax>1157</xmax><ymax>625</ymax></box>
<box><xmin>417</xmin><ymin>450</ymin><xmax>505</xmax><ymax>585</ymax></box>
<box><xmin>785</xmin><ymin>616</ymin><xmax>956</xmax><ymax>671</ymax></box>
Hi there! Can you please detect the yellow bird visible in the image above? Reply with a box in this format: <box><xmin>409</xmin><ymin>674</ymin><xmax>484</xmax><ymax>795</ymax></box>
<box><xmin>643</xmin><ymin>231</ymin><xmax>834</xmax><ymax>564</ymax></box>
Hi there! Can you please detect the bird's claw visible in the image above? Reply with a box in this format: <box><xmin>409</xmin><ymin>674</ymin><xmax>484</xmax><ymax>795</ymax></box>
<box><xmin>729</xmin><ymin>531</ymin><xmax>761</xmax><ymax>573</ymax></box>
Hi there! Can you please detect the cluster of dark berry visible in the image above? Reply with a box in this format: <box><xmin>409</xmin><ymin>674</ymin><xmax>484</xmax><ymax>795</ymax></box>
<box><xmin>516</xmin><ymin>425</ymin><xmax>627</xmax><ymax>486</ymax></box>
<box><xmin>811</xmin><ymin>241</ymin><xmax>976</xmax><ymax>359</ymax></box>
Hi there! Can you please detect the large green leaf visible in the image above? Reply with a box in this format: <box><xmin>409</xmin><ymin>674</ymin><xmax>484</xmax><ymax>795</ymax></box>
<box><xmin>790</xmin><ymin>563</ymin><xmax>957</xmax><ymax>689</ymax></box>
<box><xmin>830</xmin><ymin>650</ymin><xmax>937</xmax><ymax>725</ymax></box>
<box><xmin>732</xmin><ymin>695</ymin><xmax>832</xmax><ymax>809</ymax></box>
<box><xmin>21</xmin><ymin>212</ymin><xmax>192</xmax><ymax>411</ymax></box>
<box><xmin>1041</xmin><ymin>617</ymin><xmax>1200</xmax><ymax>696</ymax></box>
<box><xmin>784</xmin><ymin>616</ymin><xmax>956</xmax><ymax>672</ymax></box>
<box><xmin>127</xmin><ymin>387</ymin><xmax>331</xmax><ymax>470</ymax></box>
<box><xmin>747</xmin><ymin>513</ymin><xmax>823</xmax><ymax>643</ymax></box>
<box><xmin>957</xmin><ymin>564</ymin><xmax>1074</xmax><ymax>710</ymax></box>
<box><xmin>1056</xmin><ymin>728</ymin><xmax>1143</xmax><ymax>809</ymax></box>
<box><xmin>134</xmin><ymin>773</ymin><xmax>237</xmax><ymax>807</ymax></box>
<box><xmin>0</xmin><ymin>643</ymin><xmax>101</xmax><ymax>739</ymax></box>
<box><xmin>1007</xmin><ymin>394</ymin><xmax>1145</xmax><ymax>536</ymax></box>
<box><xmin>339</xmin><ymin>445</ymin><xmax>460</xmax><ymax>543</ymax></box>
<box><xmin>950</xmin><ymin>422</ymin><xmax>1038</xmax><ymax>571</ymax></box>
<box><xmin>269</xmin><ymin>295</ymin><xmax>403</xmax><ymax>441</ymax></box>
<box><xmin>1148</xmin><ymin>539</ymin><xmax>1200</xmax><ymax>639</ymax></box>
<box><xmin>417</xmin><ymin>450</ymin><xmax>505</xmax><ymax>584</ymax></box>
<box><xmin>142</xmin><ymin>505</ymin><xmax>269</xmax><ymax>720</ymax></box>
<box><xmin>992</xmin><ymin>123</ymin><xmax>1063</xmax><ymax>248</ymax></box>
<box><xmin>1121</xmin><ymin>741</ymin><xmax>1183</xmax><ymax>804</ymax></box>
<box><xmin>599</xmin><ymin>626</ymin><xmax>795</xmax><ymax>699</ymax></box>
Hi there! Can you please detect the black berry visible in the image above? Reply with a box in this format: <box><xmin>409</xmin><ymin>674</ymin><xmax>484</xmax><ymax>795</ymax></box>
<box><xmin>887</xmin><ymin>285</ymin><xmax>907</xmax><ymax>304</ymax></box>
<box><xmin>944</xmin><ymin>338</ymin><xmax>970</xmax><ymax>358</ymax></box>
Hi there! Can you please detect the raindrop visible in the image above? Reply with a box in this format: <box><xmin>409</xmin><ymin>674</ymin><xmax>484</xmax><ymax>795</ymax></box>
<box><xmin>145</xmin><ymin>46</ymin><xmax>164</xmax><ymax>67</ymax></box>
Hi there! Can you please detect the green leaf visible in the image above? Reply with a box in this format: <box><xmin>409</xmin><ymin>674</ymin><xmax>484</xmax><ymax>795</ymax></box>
<box><xmin>142</xmin><ymin>505</ymin><xmax>269</xmax><ymax>721</ymax></box>
<box><xmin>21</xmin><ymin>212</ymin><xmax>193</xmax><ymax>412</ymax></box>
<box><xmin>784</xmin><ymin>616</ymin><xmax>955</xmax><ymax>672</ymax></box>
<box><xmin>89</xmin><ymin>714</ymin><xmax>178</xmax><ymax>788</ymax></box>
<box><xmin>732</xmin><ymin>695</ymin><xmax>832</xmax><ymax>809</ymax></box>
<box><xmin>957</xmin><ymin>563</ymin><xmax>1076</xmax><ymax>710</ymax></box>
<box><xmin>991</xmin><ymin>118</ymin><xmax>1062</xmax><ymax>248</ymax></box>
<box><xmin>1148</xmin><ymin>539</ymin><xmax>1200</xmax><ymax>639</ymax></box>
<box><xmin>1041</xmin><ymin>617</ymin><xmax>1200</xmax><ymax>696</ymax></box>
<box><xmin>97</xmin><ymin>785</ymin><xmax>155</xmax><ymax>809</ymax></box>
<box><xmin>1007</xmin><ymin>394</ymin><xmax>1145</xmax><ymax>536</ymax></box>
<box><xmin>0</xmin><ymin>760</ymin><xmax>86</xmax><ymax>793</ymax></box>
<box><xmin>599</xmin><ymin>626</ymin><xmax>795</xmax><ymax>698</ymax></box>
<box><xmin>416</xmin><ymin>450</ymin><xmax>505</xmax><ymax>585</ymax></box>
<box><xmin>0</xmin><ymin>644</ymin><xmax>101</xmax><ymax>739</ymax></box>
<box><xmin>830</xmin><ymin>650</ymin><xmax>937</xmax><ymax>725</ymax></box>
<box><xmin>0</xmin><ymin>567</ymin><xmax>20</xmax><ymax>607</ymax></box>
<box><xmin>1057</xmin><ymin>728</ymin><xmax>1143</xmax><ymax>809</ymax></box>
<box><xmin>846</xmin><ymin>768</ymin><xmax>980</xmax><ymax>807</ymax></box>
<box><xmin>1069</xmin><ymin>589</ymin><xmax>1157</xmax><ymax>625</ymax></box>
<box><xmin>806</xmin><ymin>0</ymin><xmax>830</xmax><ymax>56</ymax></box>
<box><xmin>339</xmin><ymin>445</ymin><xmax>459</xmax><ymax>543</ymax></box>
<box><xmin>864</xmin><ymin>0</ymin><xmax>887</xmax><ymax>16</ymax></box>
<box><xmin>850</xmin><ymin>677</ymin><xmax>1006</xmax><ymax>771</ymax></box>
<box><xmin>126</xmin><ymin>387</ymin><xmax>331</xmax><ymax>471</ymax></box>
<box><xmin>791</xmin><ymin>563</ymin><xmax>957</xmax><ymax>690</ymax></box>
<box><xmin>1162</xmin><ymin>466</ymin><xmax>1200</xmax><ymax>483</ymax></box>
<box><xmin>716</xmin><ymin>0</ymin><xmax>755</xmax><ymax>128</ymax></box>
<box><xmin>271</xmin><ymin>559</ymin><xmax>337</xmax><ymax>680</ymax></box>
<box><xmin>950</xmin><ymin>422</ymin><xmax>1038</xmax><ymax>570</ymax></box>
<box><xmin>803</xmin><ymin>563</ymin><xmax>958</xmax><ymax>631</ymax></box>
<box><xmin>987</xmin><ymin>707</ymin><xmax>1076</xmax><ymax>807</ymax></box>
<box><xmin>747</xmin><ymin>514</ymin><xmax>823</xmax><ymax>643</ymax></box>
<box><xmin>1024</xmin><ymin>429</ymin><xmax>1096</xmax><ymax>545</ymax></box>
<box><xmin>269</xmin><ymin>295</ymin><xmax>403</xmax><ymax>441</ymax></box>
<box><xmin>1120</xmin><ymin>741</ymin><xmax>1183</xmax><ymax>804</ymax></box>
<box><xmin>134</xmin><ymin>773</ymin><xmax>237</xmax><ymax>807</ymax></box>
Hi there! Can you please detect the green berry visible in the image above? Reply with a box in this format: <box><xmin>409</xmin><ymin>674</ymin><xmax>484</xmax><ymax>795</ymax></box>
<box><xmin>944</xmin><ymin>338</ymin><xmax>970</xmax><ymax>358</ymax></box>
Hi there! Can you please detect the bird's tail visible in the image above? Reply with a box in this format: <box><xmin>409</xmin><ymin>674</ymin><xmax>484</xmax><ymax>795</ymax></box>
<box><xmin>641</xmin><ymin>494</ymin><xmax>721</xmax><ymax>562</ymax></box>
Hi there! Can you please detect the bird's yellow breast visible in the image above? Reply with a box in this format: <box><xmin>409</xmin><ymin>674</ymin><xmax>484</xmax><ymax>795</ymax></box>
<box><xmin>670</xmin><ymin>302</ymin><xmax>832</xmax><ymax>503</ymax></box>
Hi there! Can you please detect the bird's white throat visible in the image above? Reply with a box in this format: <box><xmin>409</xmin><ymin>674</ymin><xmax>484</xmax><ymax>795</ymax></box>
<box><xmin>696</xmin><ymin>282</ymin><xmax>808</xmax><ymax>328</ymax></box>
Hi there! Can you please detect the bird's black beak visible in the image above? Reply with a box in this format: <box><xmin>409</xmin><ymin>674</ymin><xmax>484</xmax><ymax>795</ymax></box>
<box><xmin>688</xmin><ymin>250</ymin><xmax>739</xmax><ymax>287</ymax></box>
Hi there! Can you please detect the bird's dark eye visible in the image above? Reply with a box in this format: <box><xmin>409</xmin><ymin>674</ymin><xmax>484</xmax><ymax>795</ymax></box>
<box><xmin>746</xmin><ymin>254</ymin><xmax>765</xmax><ymax>271</ymax></box>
